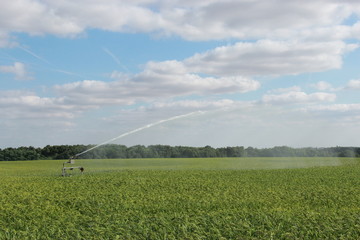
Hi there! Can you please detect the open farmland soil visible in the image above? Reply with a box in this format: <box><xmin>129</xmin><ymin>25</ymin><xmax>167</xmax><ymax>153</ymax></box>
<box><xmin>0</xmin><ymin>158</ymin><xmax>360</xmax><ymax>239</ymax></box>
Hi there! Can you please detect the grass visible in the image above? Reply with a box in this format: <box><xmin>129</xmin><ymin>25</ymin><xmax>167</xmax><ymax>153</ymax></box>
<box><xmin>0</xmin><ymin>158</ymin><xmax>359</xmax><ymax>239</ymax></box>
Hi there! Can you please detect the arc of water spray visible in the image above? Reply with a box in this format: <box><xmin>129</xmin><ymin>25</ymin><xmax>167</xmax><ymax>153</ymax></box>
<box><xmin>75</xmin><ymin>111</ymin><xmax>204</xmax><ymax>157</ymax></box>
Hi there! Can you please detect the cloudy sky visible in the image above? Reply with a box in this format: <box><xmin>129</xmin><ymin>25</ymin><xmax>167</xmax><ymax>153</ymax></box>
<box><xmin>1</xmin><ymin>0</ymin><xmax>360</xmax><ymax>148</ymax></box>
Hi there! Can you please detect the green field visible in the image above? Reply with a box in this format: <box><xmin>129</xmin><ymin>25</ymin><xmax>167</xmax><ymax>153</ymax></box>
<box><xmin>1</xmin><ymin>158</ymin><xmax>360</xmax><ymax>239</ymax></box>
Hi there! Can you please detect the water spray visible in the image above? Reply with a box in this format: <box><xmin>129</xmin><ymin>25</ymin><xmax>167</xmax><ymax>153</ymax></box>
<box><xmin>61</xmin><ymin>111</ymin><xmax>204</xmax><ymax>175</ymax></box>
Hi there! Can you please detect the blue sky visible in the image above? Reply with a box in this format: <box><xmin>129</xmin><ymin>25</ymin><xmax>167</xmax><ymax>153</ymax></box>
<box><xmin>1</xmin><ymin>0</ymin><xmax>360</xmax><ymax>148</ymax></box>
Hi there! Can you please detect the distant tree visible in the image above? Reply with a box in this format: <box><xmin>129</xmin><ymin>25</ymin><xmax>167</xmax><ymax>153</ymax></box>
<box><xmin>245</xmin><ymin>147</ymin><xmax>257</xmax><ymax>157</ymax></box>
<box><xmin>148</xmin><ymin>145</ymin><xmax>173</xmax><ymax>158</ymax></box>
<box><xmin>199</xmin><ymin>145</ymin><xmax>217</xmax><ymax>157</ymax></box>
<box><xmin>127</xmin><ymin>145</ymin><xmax>147</xmax><ymax>158</ymax></box>
<box><xmin>1</xmin><ymin>144</ymin><xmax>360</xmax><ymax>161</ymax></box>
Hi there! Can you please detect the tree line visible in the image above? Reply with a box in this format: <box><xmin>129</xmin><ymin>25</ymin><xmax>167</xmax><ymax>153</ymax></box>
<box><xmin>1</xmin><ymin>144</ymin><xmax>360</xmax><ymax>161</ymax></box>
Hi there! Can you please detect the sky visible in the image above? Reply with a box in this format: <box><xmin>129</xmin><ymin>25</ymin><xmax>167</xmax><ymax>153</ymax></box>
<box><xmin>1</xmin><ymin>0</ymin><xmax>360</xmax><ymax>148</ymax></box>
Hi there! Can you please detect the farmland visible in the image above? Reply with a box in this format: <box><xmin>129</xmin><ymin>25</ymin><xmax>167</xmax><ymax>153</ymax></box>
<box><xmin>1</xmin><ymin>158</ymin><xmax>360</xmax><ymax>239</ymax></box>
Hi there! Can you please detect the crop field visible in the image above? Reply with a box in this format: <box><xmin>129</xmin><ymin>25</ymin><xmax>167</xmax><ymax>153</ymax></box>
<box><xmin>1</xmin><ymin>157</ymin><xmax>360</xmax><ymax>239</ymax></box>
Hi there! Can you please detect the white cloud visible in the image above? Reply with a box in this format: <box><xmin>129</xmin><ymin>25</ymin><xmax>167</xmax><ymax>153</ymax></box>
<box><xmin>136</xmin><ymin>60</ymin><xmax>260</xmax><ymax>94</ymax></box>
<box><xmin>0</xmin><ymin>0</ymin><xmax>359</xmax><ymax>41</ymax></box>
<box><xmin>184</xmin><ymin>40</ymin><xmax>357</xmax><ymax>77</ymax></box>
<box><xmin>311</xmin><ymin>81</ymin><xmax>334</xmax><ymax>91</ymax></box>
<box><xmin>262</xmin><ymin>91</ymin><xmax>336</xmax><ymax>105</ymax></box>
<box><xmin>162</xmin><ymin>0</ymin><xmax>353</xmax><ymax>40</ymax></box>
<box><xmin>150</xmin><ymin>99</ymin><xmax>251</xmax><ymax>110</ymax></box>
<box><xmin>1</xmin><ymin>0</ymin><xmax>360</xmax><ymax>149</ymax></box>
<box><xmin>0</xmin><ymin>48</ymin><xmax>263</xmax><ymax>122</ymax></box>
<box><xmin>304</xmin><ymin>103</ymin><xmax>360</xmax><ymax>123</ymax></box>
<box><xmin>14</xmin><ymin>35</ymin><xmax>356</xmax><ymax>119</ymax></box>
<box><xmin>308</xmin><ymin>103</ymin><xmax>360</xmax><ymax>112</ymax></box>
<box><xmin>346</xmin><ymin>79</ymin><xmax>360</xmax><ymax>89</ymax></box>
<box><xmin>0</xmin><ymin>62</ymin><xmax>32</xmax><ymax>80</ymax></box>
<box><xmin>0</xmin><ymin>90</ymin><xmax>91</xmax><ymax>120</ymax></box>
<box><xmin>51</xmin><ymin>55</ymin><xmax>261</xmax><ymax>108</ymax></box>
<box><xmin>298</xmin><ymin>23</ymin><xmax>360</xmax><ymax>41</ymax></box>
<box><xmin>0</xmin><ymin>0</ymin><xmax>82</xmax><ymax>37</ymax></box>
<box><xmin>54</xmin><ymin>69</ymin><xmax>260</xmax><ymax>107</ymax></box>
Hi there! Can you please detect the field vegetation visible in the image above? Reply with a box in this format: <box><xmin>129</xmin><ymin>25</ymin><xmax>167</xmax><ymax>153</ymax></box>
<box><xmin>1</xmin><ymin>158</ymin><xmax>359</xmax><ymax>239</ymax></box>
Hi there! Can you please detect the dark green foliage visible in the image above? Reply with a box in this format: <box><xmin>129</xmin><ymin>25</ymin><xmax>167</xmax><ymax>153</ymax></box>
<box><xmin>1</xmin><ymin>144</ymin><xmax>360</xmax><ymax>161</ymax></box>
<box><xmin>0</xmin><ymin>146</ymin><xmax>41</xmax><ymax>161</ymax></box>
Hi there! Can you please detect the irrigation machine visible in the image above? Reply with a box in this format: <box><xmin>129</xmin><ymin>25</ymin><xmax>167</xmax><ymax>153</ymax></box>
<box><xmin>62</xmin><ymin>156</ymin><xmax>84</xmax><ymax>176</ymax></box>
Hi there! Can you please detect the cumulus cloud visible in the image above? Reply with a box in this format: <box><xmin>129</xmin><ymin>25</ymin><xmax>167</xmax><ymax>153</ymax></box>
<box><xmin>0</xmin><ymin>90</ymin><xmax>91</xmax><ymax>119</ymax></box>
<box><xmin>1</xmin><ymin>0</ymin><xmax>360</xmax><ymax>148</ymax></box>
<box><xmin>184</xmin><ymin>40</ymin><xmax>358</xmax><ymax>77</ymax></box>
<box><xmin>0</xmin><ymin>0</ymin><xmax>162</xmax><ymax>38</ymax></box>
<box><xmin>0</xmin><ymin>0</ymin><xmax>82</xmax><ymax>37</ymax></box>
<box><xmin>54</xmin><ymin>63</ymin><xmax>260</xmax><ymax>107</ymax></box>
<box><xmin>164</xmin><ymin>0</ymin><xmax>354</xmax><ymax>40</ymax></box>
<box><xmin>299</xmin><ymin>23</ymin><xmax>360</xmax><ymax>41</ymax></box>
<box><xmin>0</xmin><ymin>62</ymin><xmax>32</xmax><ymax>80</ymax></box>
<box><xmin>311</xmin><ymin>81</ymin><xmax>338</xmax><ymax>91</ymax></box>
<box><xmin>0</xmin><ymin>0</ymin><xmax>359</xmax><ymax>41</ymax></box>
<box><xmin>135</xmin><ymin>60</ymin><xmax>260</xmax><ymax>94</ymax></box>
<box><xmin>37</xmin><ymin>36</ymin><xmax>358</xmax><ymax>113</ymax></box>
<box><xmin>346</xmin><ymin>79</ymin><xmax>360</xmax><ymax>89</ymax></box>
<box><xmin>262</xmin><ymin>91</ymin><xmax>336</xmax><ymax>104</ymax></box>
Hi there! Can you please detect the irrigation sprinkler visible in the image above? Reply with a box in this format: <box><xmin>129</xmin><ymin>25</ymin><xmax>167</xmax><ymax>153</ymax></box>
<box><xmin>61</xmin><ymin>111</ymin><xmax>204</xmax><ymax>176</ymax></box>
<box><xmin>62</xmin><ymin>156</ymin><xmax>84</xmax><ymax>177</ymax></box>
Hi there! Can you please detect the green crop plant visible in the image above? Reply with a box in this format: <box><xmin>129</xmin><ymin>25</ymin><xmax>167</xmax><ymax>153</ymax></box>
<box><xmin>0</xmin><ymin>158</ymin><xmax>359</xmax><ymax>239</ymax></box>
